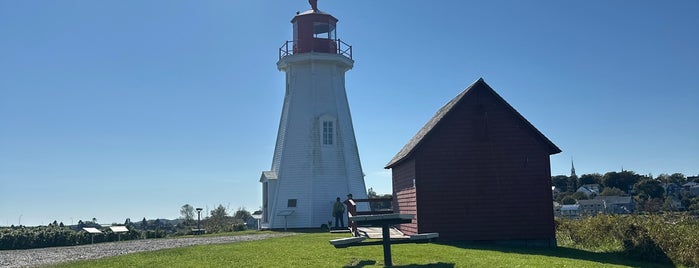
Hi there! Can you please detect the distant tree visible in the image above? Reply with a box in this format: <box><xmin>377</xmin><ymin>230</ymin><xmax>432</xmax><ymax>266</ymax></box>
<box><xmin>180</xmin><ymin>204</ymin><xmax>195</xmax><ymax>225</ymax></box>
<box><xmin>368</xmin><ymin>187</ymin><xmax>378</xmax><ymax>198</ymax></box>
<box><xmin>579</xmin><ymin>173</ymin><xmax>602</xmax><ymax>186</ymax></box>
<box><xmin>658</xmin><ymin>173</ymin><xmax>688</xmax><ymax>185</ymax></box>
<box><xmin>669</xmin><ymin>173</ymin><xmax>687</xmax><ymax>184</ymax></box>
<box><xmin>602</xmin><ymin>171</ymin><xmax>641</xmax><ymax>192</ymax></box>
<box><xmin>554</xmin><ymin>193</ymin><xmax>566</xmax><ymax>203</ymax></box>
<box><xmin>656</xmin><ymin>174</ymin><xmax>671</xmax><ymax>184</ymax></box>
<box><xmin>367</xmin><ymin>187</ymin><xmax>392</xmax><ymax>211</ymax></box>
<box><xmin>59</xmin><ymin>222</ymin><xmax>64</xmax><ymax>227</ymax></box>
<box><xmin>52</xmin><ymin>220</ymin><xmax>58</xmax><ymax>227</ymax></box>
<box><xmin>233</xmin><ymin>207</ymin><xmax>251</xmax><ymax>222</ymax></box>
<box><xmin>211</xmin><ymin>204</ymin><xmax>228</xmax><ymax>219</ymax></box>
<box><xmin>567</xmin><ymin>176</ymin><xmax>579</xmax><ymax>193</ymax></box>
<box><xmin>141</xmin><ymin>217</ymin><xmax>148</xmax><ymax>230</ymax></box>
<box><xmin>688</xmin><ymin>197</ymin><xmax>699</xmax><ymax>212</ymax></box>
<box><xmin>634</xmin><ymin>179</ymin><xmax>664</xmax><ymax>199</ymax></box>
<box><xmin>77</xmin><ymin>220</ymin><xmax>84</xmax><ymax>229</ymax></box>
<box><xmin>572</xmin><ymin>191</ymin><xmax>589</xmax><ymax>200</ymax></box>
<box><xmin>561</xmin><ymin>196</ymin><xmax>576</xmax><ymax>205</ymax></box>
<box><xmin>551</xmin><ymin>175</ymin><xmax>569</xmax><ymax>192</ymax></box>
<box><xmin>663</xmin><ymin>197</ymin><xmax>678</xmax><ymax>211</ymax></box>
<box><xmin>638</xmin><ymin>197</ymin><xmax>663</xmax><ymax>213</ymax></box>
<box><xmin>124</xmin><ymin>218</ymin><xmax>131</xmax><ymax>226</ymax></box>
<box><xmin>92</xmin><ymin>217</ymin><xmax>97</xmax><ymax>224</ymax></box>
<box><xmin>205</xmin><ymin>204</ymin><xmax>232</xmax><ymax>233</ymax></box>
<box><xmin>600</xmin><ymin>187</ymin><xmax>625</xmax><ymax>196</ymax></box>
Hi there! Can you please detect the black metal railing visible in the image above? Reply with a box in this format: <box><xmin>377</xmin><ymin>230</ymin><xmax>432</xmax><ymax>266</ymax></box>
<box><xmin>337</xmin><ymin>39</ymin><xmax>352</xmax><ymax>59</ymax></box>
<box><xmin>278</xmin><ymin>39</ymin><xmax>352</xmax><ymax>60</ymax></box>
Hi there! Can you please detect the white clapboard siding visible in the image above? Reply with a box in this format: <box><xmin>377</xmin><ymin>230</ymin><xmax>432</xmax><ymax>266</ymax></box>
<box><xmin>261</xmin><ymin>52</ymin><xmax>368</xmax><ymax>229</ymax></box>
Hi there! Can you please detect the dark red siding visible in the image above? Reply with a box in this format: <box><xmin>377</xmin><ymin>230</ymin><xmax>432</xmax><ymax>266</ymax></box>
<box><xmin>390</xmin><ymin>80</ymin><xmax>557</xmax><ymax>243</ymax></box>
<box><xmin>392</xmin><ymin>158</ymin><xmax>418</xmax><ymax>235</ymax></box>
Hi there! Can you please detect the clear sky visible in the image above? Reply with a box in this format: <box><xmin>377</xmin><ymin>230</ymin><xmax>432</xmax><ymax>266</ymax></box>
<box><xmin>1</xmin><ymin>1</ymin><xmax>697</xmax><ymax>226</ymax></box>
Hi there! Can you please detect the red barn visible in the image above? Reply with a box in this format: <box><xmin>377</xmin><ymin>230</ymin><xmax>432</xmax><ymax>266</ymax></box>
<box><xmin>385</xmin><ymin>78</ymin><xmax>561</xmax><ymax>246</ymax></box>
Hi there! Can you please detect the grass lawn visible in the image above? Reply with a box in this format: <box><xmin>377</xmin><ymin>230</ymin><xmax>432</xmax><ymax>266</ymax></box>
<box><xmin>176</xmin><ymin>229</ymin><xmax>273</xmax><ymax>238</ymax></box>
<box><xmin>51</xmin><ymin>231</ymin><xmax>674</xmax><ymax>267</ymax></box>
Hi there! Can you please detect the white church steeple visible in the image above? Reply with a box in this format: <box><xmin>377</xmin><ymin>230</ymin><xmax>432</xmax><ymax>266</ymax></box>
<box><xmin>259</xmin><ymin>2</ymin><xmax>368</xmax><ymax>229</ymax></box>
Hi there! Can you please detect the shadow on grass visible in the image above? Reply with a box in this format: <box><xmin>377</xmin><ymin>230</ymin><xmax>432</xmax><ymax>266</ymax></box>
<box><xmin>438</xmin><ymin>242</ymin><xmax>675</xmax><ymax>268</ymax></box>
<box><xmin>343</xmin><ymin>260</ymin><xmax>455</xmax><ymax>268</ymax></box>
<box><xmin>391</xmin><ymin>263</ymin><xmax>455</xmax><ymax>268</ymax></box>
<box><xmin>343</xmin><ymin>260</ymin><xmax>376</xmax><ymax>267</ymax></box>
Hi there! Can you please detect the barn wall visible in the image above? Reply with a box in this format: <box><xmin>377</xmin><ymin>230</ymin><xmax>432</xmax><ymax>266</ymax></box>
<box><xmin>391</xmin><ymin>158</ymin><xmax>418</xmax><ymax>235</ymax></box>
<box><xmin>413</xmin><ymin>85</ymin><xmax>555</xmax><ymax>242</ymax></box>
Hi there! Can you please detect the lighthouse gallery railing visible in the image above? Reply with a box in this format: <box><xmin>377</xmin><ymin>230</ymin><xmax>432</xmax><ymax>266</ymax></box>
<box><xmin>279</xmin><ymin>39</ymin><xmax>352</xmax><ymax>60</ymax></box>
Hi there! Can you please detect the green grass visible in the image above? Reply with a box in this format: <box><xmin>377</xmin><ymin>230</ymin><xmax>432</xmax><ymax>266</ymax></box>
<box><xmin>51</xmin><ymin>232</ymin><xmax>674</xmax><ymax>268</ymax></box>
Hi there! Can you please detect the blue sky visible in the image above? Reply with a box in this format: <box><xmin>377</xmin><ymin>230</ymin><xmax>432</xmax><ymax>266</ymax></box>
<box><xmin>1</xmin><ymin>1</ymin><xmax>697</xmax><ymax>226</ymax></box>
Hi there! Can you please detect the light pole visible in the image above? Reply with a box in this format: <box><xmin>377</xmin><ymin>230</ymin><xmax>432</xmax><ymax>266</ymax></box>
<box><xmin>195</xmin><ymin>208</ymin><xmax>203</xmax><ymax>234</ymax></box>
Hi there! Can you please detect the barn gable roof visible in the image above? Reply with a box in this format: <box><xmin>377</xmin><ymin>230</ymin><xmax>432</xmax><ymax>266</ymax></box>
<box><xmin>385</xmin><ymin>78</ymin><xmax>561</xmax><ymax>169</ymax></box>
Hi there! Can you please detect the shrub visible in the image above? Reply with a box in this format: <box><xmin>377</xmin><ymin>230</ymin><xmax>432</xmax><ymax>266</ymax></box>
<box><xmin>556</xmin><ymin>213</ymin><xmax>699</xmax><ymax>267</ymax></box>
<box><xmin>0</xmin><ymin>225</ymin><xmax>149</xmax><ymax>250</ymax></box>
<box><xmin>232</xmin><ymin>223</ymin><xmax>247</xmax><ymax>232</ymax></box>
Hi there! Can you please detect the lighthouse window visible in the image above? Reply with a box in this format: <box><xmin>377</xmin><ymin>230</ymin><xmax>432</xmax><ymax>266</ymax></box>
<box><xmin>323</xmin><ymin>121</ymin><xmax>334</xmax><ymax>145</ymax></box>
<box><xmin>313</xmin><ymin>22</ymin><xmax>336</xmax><ymax>40</ymax></box>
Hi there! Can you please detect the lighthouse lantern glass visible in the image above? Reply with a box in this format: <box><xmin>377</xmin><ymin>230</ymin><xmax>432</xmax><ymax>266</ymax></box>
<box><xmin>313</xmin><ymin>22</ymin><xmax>336</xmax><ymax>40</ymax></box>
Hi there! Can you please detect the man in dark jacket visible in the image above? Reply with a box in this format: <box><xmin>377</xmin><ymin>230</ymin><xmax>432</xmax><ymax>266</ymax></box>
<box><xmin>332</xmin><ymin>197</ymin><xmax>345</xmax><ymax>228</ymax></box>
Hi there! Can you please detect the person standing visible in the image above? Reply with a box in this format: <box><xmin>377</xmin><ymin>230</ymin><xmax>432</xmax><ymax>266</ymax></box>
<box><xmin>332</xmin><ymin>197</ymin><xmax>345</xmax><ymax>228</ymax></box>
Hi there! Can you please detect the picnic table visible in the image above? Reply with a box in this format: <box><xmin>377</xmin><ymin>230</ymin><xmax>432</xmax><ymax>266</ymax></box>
<box><xmin>330</xmin><ymin>213</ymin><xmax>438</xmax><ymax>266</ymax></box>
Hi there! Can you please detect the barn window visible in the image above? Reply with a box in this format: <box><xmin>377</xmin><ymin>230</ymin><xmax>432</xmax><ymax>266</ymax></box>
<box><xmin>322</xmin><ymin>121</ymin><xmax>334</xmax><ymax>145</ymax></box>
<box><xmin>287</xmin><ymin>199</ymin><xmax>297</xmax><ymax>207</ymax></box>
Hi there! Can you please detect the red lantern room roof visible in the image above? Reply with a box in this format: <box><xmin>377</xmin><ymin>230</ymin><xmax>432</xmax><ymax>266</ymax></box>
<box><xmin>293</xmin><ymin>9</ymin><xmax>336</xmax><ymax>19</ymax></box>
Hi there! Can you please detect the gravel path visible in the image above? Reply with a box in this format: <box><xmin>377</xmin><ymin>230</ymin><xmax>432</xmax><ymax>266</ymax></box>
<box><xmin>0</xmin><ymin>233</ymin><xmax>294</xmax><ymax>268</ymax></box>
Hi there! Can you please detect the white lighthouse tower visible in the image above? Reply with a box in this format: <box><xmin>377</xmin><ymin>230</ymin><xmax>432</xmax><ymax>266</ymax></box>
<box><xmin>259</xmin><ymin>2</ymin><xmax>368</xmax><ymax>229</ymax></box>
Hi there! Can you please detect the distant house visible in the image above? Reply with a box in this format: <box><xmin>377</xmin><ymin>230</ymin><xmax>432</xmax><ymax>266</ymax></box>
<box><xmin>552</xmin><ymin>186</ymin><xmax>561</xmax><ymax>199</ymax></box>
<box><xmin>576</xmin><ymin>184</ymin><xmax>600</xmax><ymax>197</ymax></box>
<box><xmin>385</xmin><ymin>78</ymin><xmax>561</xmax><ymax>246</ymax></box>
<box><xmin>597</xmin><ymin>195</ymin><xmax>634</xmax><ymax>214</ymax></box>
<box><xmin>683</xmin><ymin>182</ymin><xmax>699</xmax><ymax>196</ymax></box>
<box><xmin>560</xmin><ymin>204</ymin><xmax>580</xmax><ymax>218</ymax></box>
<box><xmin>662</xmin><ymin>183</ymin><xmax>683</xmax><ymax>196</ymax></box>
<box><xmin>577</xmin><ymin>195</ymin><xmax>633</xmax><ymax>216</ymax></box>
<box><xmin>577</xmin><ymin>199</ymin><xmax>605</xmax><ymax>216</ymax></box>
<box><xmin>553</xmin><ymin>202</ymin><xmax>561</xmax><ymax>216</ymax></box>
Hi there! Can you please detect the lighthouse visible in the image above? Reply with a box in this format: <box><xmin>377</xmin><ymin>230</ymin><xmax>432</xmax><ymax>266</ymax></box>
<box><xmin>259</xmin><ymin>2</ymin><xmax>368</xmax><ymax>229</ymax></box>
